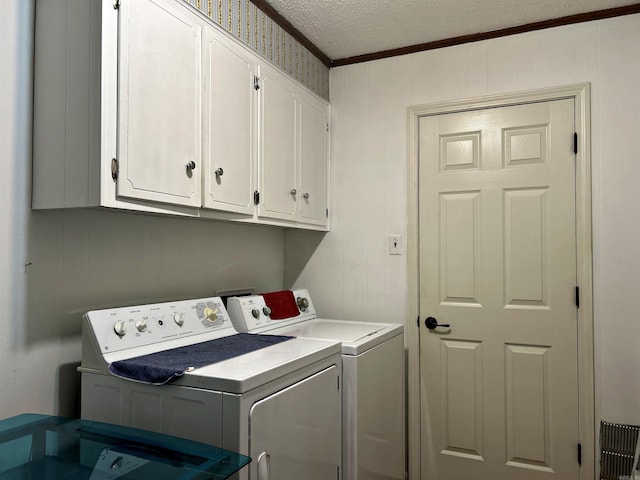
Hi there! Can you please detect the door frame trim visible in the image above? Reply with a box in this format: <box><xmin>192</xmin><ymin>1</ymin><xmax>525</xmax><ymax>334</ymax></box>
<box><xmin>406</xmin><ymin>83</ymin><xmax>594</xmax><ymax>480</ymax></box>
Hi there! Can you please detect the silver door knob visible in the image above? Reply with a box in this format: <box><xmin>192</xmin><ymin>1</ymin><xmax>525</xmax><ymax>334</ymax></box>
<box><xmin>215</xmin><ymin>167</ymin><xmax>224</xmax><ymax>176</ymax></box>
<box><xmin>303</xmin><ymin>192</ymin><xmax>310</xmax><ymax>200</ymax></box>
<box><xmin>186</xmin><ymin>161</ymin><xmax>196</xmax><ymax>170</ymax></box>
<box><xmin>290</xmin><ymin>189</ymin><xmax>297</xmax><ymax>196</ymax></box>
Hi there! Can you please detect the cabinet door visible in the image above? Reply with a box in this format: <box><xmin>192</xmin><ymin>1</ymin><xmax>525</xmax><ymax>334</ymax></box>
<box><xmin>259</xmin><ymin>64</ymin><xmax>297</xmax><ymax>221</ymax></box>
<box><xmin>203</xmin><ymin>29</ymin><xmax>256</xmax><ymax>214</ymax></box>
<box><xmin>298</xmin><ymin>93</ymin><xmax>329</xmax><ymax>226</ymax></box>
<box><xmin>117</xmin><ymin>0</ymin><xmax>202</xmax><ymax>207</ymax></box>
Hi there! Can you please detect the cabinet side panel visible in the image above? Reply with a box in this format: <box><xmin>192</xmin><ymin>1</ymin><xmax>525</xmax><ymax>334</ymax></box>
<box><xmin>32</xmin><ymin>0</ymin><xmax>102</xmax><ymax>209</ymax></box>
<box><xmin>33</xmin><ymin>0</ymin><xmax>69</xmax><ymax>208</ymax></box>
<box><xmin>88</xmin><ymin>0</ymin><xmax>103</xmax><ymax>206</ymax></box>
<box><xmin>65</xmin><ymin>0</ymin><xmax>101</xmax><ymax>207</ymax></box>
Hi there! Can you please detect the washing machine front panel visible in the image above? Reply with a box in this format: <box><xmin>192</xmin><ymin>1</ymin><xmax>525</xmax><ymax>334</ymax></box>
<box><xmin>350</xmin><ymin>334</ymin><xmax>404</xmax><ymax>480</ymax></box>
<box><xmin>249</xmin><ymin>364</ymin><xmax>341</xmax><ymax>480</ymax></box>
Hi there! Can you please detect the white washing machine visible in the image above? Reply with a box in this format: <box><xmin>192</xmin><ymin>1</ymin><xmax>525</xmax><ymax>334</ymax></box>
<box><xmin>79</xmin><ymin>296</ymin><xmax>342</xmax><ymax>480</ymax></box>
<box><xmin>227</xmin><ymin>289</ymin><xmax>405</xmax><ymax>480</ymax></box>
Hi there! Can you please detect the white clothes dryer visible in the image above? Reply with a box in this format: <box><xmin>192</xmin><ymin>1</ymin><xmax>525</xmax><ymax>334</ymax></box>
<box><xmin>227</xmin><ymin>289</ymin><xmax>405</xmax><ymax>480</ymax></box>
<box><xmin>79</xmin><ymin>296</ymin><xmax>342</xmax><ymax>480</ymax></box>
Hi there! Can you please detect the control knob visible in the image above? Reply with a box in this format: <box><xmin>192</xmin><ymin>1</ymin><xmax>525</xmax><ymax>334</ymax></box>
<box><xmin>297</xmin><ymin>296</ymin><xmax>309</xmax><ymax>311</ymax></box>
<box><xmin>204</xmin><ymin>307</ymin><xmax>220</xmax><ymax>323</ymax></box>
<box><xmin>113</xmin><ymin>320</ymin><xmax>127</xmax><ymax>337</ymax></box>
<box><xmin>204</xmin><ymin>307</ymin><xmax>219</xmax><ymax>323</ymax></box>
<box><xmin>173</xmin><ymin>312</ymin><xmax>185</xmax><ymax>327</ymax></box>
<box><xmin>135</xmin><ymin>319</ymin><xmax>148</xmax><ymax>332</ymax></box>
<box><xmin>262</xmin><ymin>306</ymin><xmax>272</xmax><ymax>317</ymax></box>
<box><xmin>252</xmin><ymin>308</ymin><xmax>261</xmax><ymax>319</ymax></box>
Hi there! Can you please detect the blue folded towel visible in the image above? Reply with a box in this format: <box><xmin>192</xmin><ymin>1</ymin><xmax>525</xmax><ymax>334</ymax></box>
<box><xmin>109</xmin><ymin>333</ymin><xmax>294</xmax><ymax>384</ymax></box>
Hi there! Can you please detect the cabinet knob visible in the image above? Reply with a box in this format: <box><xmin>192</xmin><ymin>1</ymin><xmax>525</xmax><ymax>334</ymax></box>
<box><xmin>215</xmin><ymin>167</ymin><xmax>224</xmax><ymax>176</ymax></box>
<box><xmin>303</xmin><ymin>192</ymin><xmax>310</xmax><ymax>200</ymax></box>
<box><xmin>290</xmin><ymin>189</ymin><xmax>297</xmax><ymax>196</ymax></box>
<box><xmin>186</xmin><ymin>161</ymin><xmax>196</xmax><ymax>170</ymax></box>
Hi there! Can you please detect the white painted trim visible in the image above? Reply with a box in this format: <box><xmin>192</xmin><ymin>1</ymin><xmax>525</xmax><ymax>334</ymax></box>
<box><xmin>406</xmin><ymin>98</ymin><xmax>421</xmax><ymax>480</ymax></box>
<box><xmin>100</xmin><ymin>0</ymin><xmax>118</xmax><ymax>208</ymax></box>
<box><xmin>406</xmin><ymin>83</ymin><xmax>594</xmax><ymax>480</ymax></box>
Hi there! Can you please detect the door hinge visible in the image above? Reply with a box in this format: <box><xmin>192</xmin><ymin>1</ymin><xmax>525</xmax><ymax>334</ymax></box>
<box><xmin>577</xmin><ymin>442</ymin><xmax>582</xmax><ymax>465</ymax></box>
<box><xmin>326</xmin><ymin>208</ymin><xmax>329</xmax><ymax>218</ymax></box>
<box><xmin>574</xmin><ymin>132</ymin><xmax>578</xmax><ymax>155</ymax></box>
<box><xmin>416</xmin><ymin>316</ymin><xmax>420</xmax><ymax>328</ymax></box>
<box><xmin>111</xmin><ymin>158</ymin><xmax>119</xmax><ymax>180</ymax></box>
<box><xmin>337</xmin><ymin>375</ymin><xmax>340</xmax><ymax>391</ymax></box>
<box><xmin>113</xmin><ymin>0</ymin><xmax>120</xmax><ymax>9</ymax></box>
<box><xmin>253</xmin><ymin>76</ymin><xmax>260</xmax><ymax>90</ymax></box>
<box><xmin>575</xmin><ymin>286</ymin><xmax>580</xmax><ymax>309</ymax></box>
<box><xmin>254</xmin><ymin>190</ymin><xmax>260</xmax><ymax>205</ymax></box>
<box><xmin>336</xmin><ymin>465</ymin><xmax>340</xmax><ymax>480</ymax></box>
<box><xmin>326</xmin><ymin>122</ymin><xmax>329</xmax><ymax>132</ymax></box>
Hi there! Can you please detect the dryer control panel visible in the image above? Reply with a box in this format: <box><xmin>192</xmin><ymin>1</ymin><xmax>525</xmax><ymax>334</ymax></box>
<box><xmin>227</xmin><ymin>289</ymin><xmax>316</xmax><ymax>333</ymax></box>
<box><xmin>84</xmin><ymin>297</ymin><xmax>235</xmax><ymax>356</ymax></box>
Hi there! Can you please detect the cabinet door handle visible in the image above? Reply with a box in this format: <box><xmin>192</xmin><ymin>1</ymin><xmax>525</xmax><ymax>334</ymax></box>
<box><xmin>215</xmin><ymin>167</ymin><xmax>224</xmax><ymax>176</ymax></box>
<box><xmin>186</xmin><ymin>161</ymin><xmax>196</xmax><ymax>170</ymax></box>
<box><xmin>290</xmin><ymin>189</ymin><xmax>297</xmax><ymax>196</ymax></box>
<box><xmin>303</xmin><ymin>192</ymin><xmax>310</xmax><ymax>200</ymax></box>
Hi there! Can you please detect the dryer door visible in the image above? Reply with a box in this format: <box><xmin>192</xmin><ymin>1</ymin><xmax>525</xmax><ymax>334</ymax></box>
<box><xmin>249</xmin><ymin>365</ymin><xmax>341</xmax><ymax>479</ymax></box>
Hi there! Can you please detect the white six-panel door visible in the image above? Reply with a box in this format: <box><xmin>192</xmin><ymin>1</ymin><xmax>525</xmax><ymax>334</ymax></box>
<box><xmin>419</xmin><ymin>99</ymin><xmax>579</xmax><ymax>480</ymax></box>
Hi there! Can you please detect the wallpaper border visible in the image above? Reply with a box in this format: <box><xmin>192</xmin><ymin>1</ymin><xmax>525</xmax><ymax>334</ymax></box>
<box><xmin>183</xmin><ymin>0</ymin><xmax>329</xmax><ymax>100</ymax></box>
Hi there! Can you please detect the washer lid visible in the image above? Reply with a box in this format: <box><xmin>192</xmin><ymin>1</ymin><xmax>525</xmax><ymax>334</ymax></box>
<box><xmin>266</xmin><ymin>319</ymin><xmax>404</xmax><ymax>356</ymax></box>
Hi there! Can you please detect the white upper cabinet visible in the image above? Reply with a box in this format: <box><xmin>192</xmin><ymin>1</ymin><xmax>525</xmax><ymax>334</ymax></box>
<box><xmin>117</xmin><ymin>0</ymin><xmax>202</xmax><ymax>207</ymax></box>
<box><xmin>258</xmin><ymin>63</ymin><xmax>329</xmax><ymax>227</ymax></box>
<box><xmin>32</xmin><ymin>0</ymin><xmax>329</xmax><ymax>230</ymax></box>
<box><xmin>259</xmin><ymin>63</ymin><xmax>298</xmax><ymax>221</ymax></box>
<box><xmin>203</xmin><ymin>26</ymin><xmax>256</xmax><ymax>215</ymax></box>
<box><xmin>298</xmin><ymin>90</ymin><xmax>329</xmax><ymax>226</ymax></box>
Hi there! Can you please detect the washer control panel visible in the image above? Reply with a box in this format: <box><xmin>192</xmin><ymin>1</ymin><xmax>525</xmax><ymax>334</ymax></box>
<box><xmin>84</xmin><ymin>297</ymin><xmax>234</xmax><ymax>354</ymax></box>
<box><xmin>227</xmin><ymin>289</ymin><xmax>316</xmax><ymax>333</ymax></box>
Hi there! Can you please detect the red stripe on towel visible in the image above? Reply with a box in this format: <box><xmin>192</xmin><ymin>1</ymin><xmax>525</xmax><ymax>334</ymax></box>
<box><xmin>262</xmin><ymin>290</ymin><xmax>300</xmax><ymax>320</ymax></box>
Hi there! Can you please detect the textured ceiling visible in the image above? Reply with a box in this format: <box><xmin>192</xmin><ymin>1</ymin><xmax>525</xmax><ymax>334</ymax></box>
<box><xmin>263</xmin><ymin>0</ymin><xmax>639</xmax><ymax>60</ymax></box>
